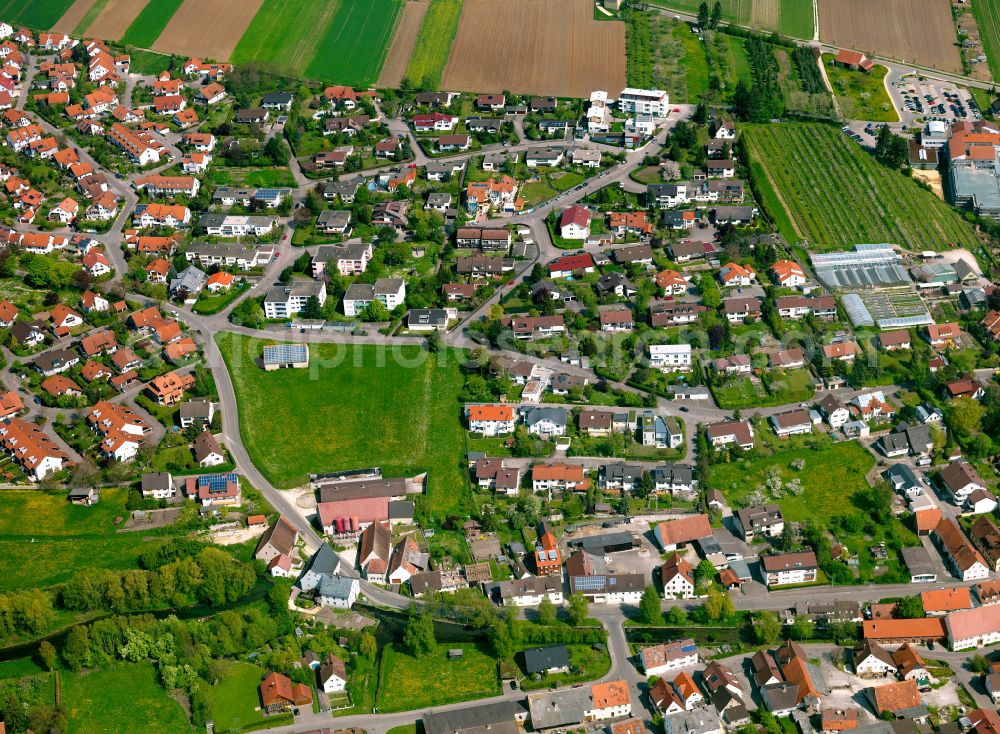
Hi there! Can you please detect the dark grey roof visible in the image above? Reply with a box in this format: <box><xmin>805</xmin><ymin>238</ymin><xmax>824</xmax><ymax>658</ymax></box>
<box><xmin>141</xmin><ymin>472</ymin><xmax>172</xmax><ymax>492</ymax></box>
<box><xmin>424</xmin><ymin>700</ymin><xmax>528</xmax><ymax>734</ymax></box>
<box><xmin>523</xmin><ymin>644</ymin><xmax>569</xmax><ymax>674</ymax></box>
<box><xmin>301</xmin><ymin>543</ymin><xmax>340</xmax><ymax>578</ymax></box>
<box><xmin>318</xmin><ymin>476</ymin><xmax>408</xmax><ymax>502</ymax></box>
<box><xmin>388</xmin><ymin>500</ymin><xmax>414</xmax><ymax>520</ymax></box>
<box><xmin>761</xmin><ymin>682</ymin><xmax>800</xmax><ymax>712</ymax></box>
<box><xmin>652</xmin><ymin>463</ymin><xmax>694</xmax><ymax>485</ymax></box>
<box><xmin>882</xmin><ymin>463</ymin><xmax>920</xmax><ymax>491</ymax></box>
<box><xmin>522</xmin><ymin>406</ymin><xmax>569</xmax><ymax>428</ymax></box>
<box><xmin>528</xmin><ymin>687</ymin><xmax>591</xmax><ymax>729</ymax></box>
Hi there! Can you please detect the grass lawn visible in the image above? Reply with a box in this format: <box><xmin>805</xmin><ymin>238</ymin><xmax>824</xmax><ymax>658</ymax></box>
<box><xmin>779</xmin><ymin>0</ymin><xmax>814</xmax><ymax>38</ymax></box>
<box><xmin>120</xmin><ymin>0</ymin><xmax>185</xmax><ymax>45</ymax></box>
<box><xmin>743</xmin><ymin>123</ymin><xmax>974</xmax><ymax>251</ymax></box>
<box><xmin>822</xmin><ymin>55</ymin><xmax>898</xmax><ymax>122</ymax></box>
<box><xmin>973</xmin><ymin>0</ymin><xmax>1000</xmax><ymax>81</ymax></box>
<box><xmin>404</xmin><ymin>0</ymin><xmax>463</xmax><ymax>88</ymax></box>
<box><xmin>216</xmin><ymin>334</ymin><xmax>470</xmax><ymax>516</ymax></box>
<box><xmin>0</xmin><ymin>0</ymin><xmax>77</xmax><ymax>28</ymax></box>
<box><xmin>127</xmin><ymin>49</ymin><xmax>174</xmax><ymax>76</ymax></box>
<box><xmin>202</xmin><ymin>660</ymin><xmax>278</xmax><ymax>732</ymax></box>
<box><xmin>193</xmin><ymin>283</ymin><xmax>250</xmax><ymax>315</ymax></box>
<box><xmin>517</xmin><ymin>643</ymin><xmax>611</xmax><ymax>690</ymax></box>
<box><xmin>720</xmin><ymin>33</ymin><xmax>753</xmax><ymax>87</ymax></box>
<box><xmin>305</xmin><ymin>0</ymin><xmax>402</xmax><ymax>84</ymax></box>
<box><xmin>710</xmin><ymin>437</ymin><xmax>875</xmax><ymax>523</ymax></box>
<box><xmin>712</xmin><ymin>376</ymin><xmax>765</xmax><ymax>408</ymax></box>
<box><xmin>648</xmin><ymin>0</ymin><xmax>751</xmax><ymax>25</ymax></box>
<box><xmin>63</xmin><ymin>663</ymin><xmax>192</xmax><ymax>733</ymax></box>
<box><xmin>206</xmin><ymin>167</ymin><xmax>297</xmax><ymax>188</ymax></box>
<box><xmin>376</xmin><ymin>643</ymin><xmax>500</xmax><ymax>712</ymax></box>
<box><xmin>676</xmin><ymin>25</ymin><xmax>710</xmax><ymax>100</ymax></box>
<box><xmin>0</xmin><ymin>488</ymin><xmax>168</xmax><ymax>592</ymax></box>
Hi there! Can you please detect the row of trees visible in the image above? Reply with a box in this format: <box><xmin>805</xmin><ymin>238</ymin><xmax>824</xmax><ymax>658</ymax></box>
<box><xmin>60</xmin><ymin>545</ymin><xmax>256</xmax><ymax>613</ymax></box>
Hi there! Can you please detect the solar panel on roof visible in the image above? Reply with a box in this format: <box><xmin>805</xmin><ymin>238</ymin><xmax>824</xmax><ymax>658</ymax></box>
<box><xmin>263</xmin><ymin>344</ymin><xmax>308</xmax><ymax>364</ymax></box>
<box><xmin>198</xmin><ymin>472</ymin><xmax>238</xmax><ymax>491</ymax></box>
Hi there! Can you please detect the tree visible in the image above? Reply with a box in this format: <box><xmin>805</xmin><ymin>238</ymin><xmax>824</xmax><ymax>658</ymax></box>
<box><xmin>710</xmin><ymin>0</ymin><xmax>722</xmax><ymax>28</ymax></box>
<box><xmin>699</xmin><ymin>273</ymin><xmax>721</xmax><ymax>308</ymax></box>
<box><xmin>703</xmin><ymin>587</ymin><xmax>734</xmax><ymax>621</ymax></box>
<box><xmin>665</xmin><ymin>606</ymin><xmax>688</xmax><ymax>625</ymax></box>
<box><xmin>359</xmin><ymin>299</ymin><xmax>390</xmax><ymax>322</ymax></box>
<box><xmin>491</xmin><ymin>616</ymin><xmax>516</xmax><ymax>659</ymax></box>
<box><xmin>790</xmin><ymin>614</ymin><xmax>814</xmax><ymax>640</ymax></box>
<box><xmin>896</xmin><ymin>595</ymin><xmax>924</xmax><ymax>619</ymax></box>
<box><xmin>946</xmin><ymin>396</ymin><xmax>986</xmax><ymax>444</ymax></box>
<box><xmin>566</xmin><ymin>593</ymin><xmax>589</xmax><ymax>626</ymax></box>
<box><xmin>971</xmin><ymin>653</ymin><xmax>990</xmax><ymax>674</ymax></box>
<box><xmin>754</xmin><ymin>611</ymin><xmax>782</xmax><ymax>645</ymax></box>
<box><xmin>38</xmin><ymin>640</ymin><xmax>57</xmax><ymax>671</ymax></box>
<box><xmin>62</xmin><ymin>625</ymin><xmax>90</xmax><ymax>671</ymax></box>
<box><xmin>695</xmin><ymin>559</ymin><xmax>717</xmax><ymax>587</ymax></box>
<box><xmin>301</xmin><ymin>295</ymin><xmax>324</xmax><ymax>320</ymax></box>
<box><xmin>402</xmin><ymin>605</ymin><xmax>435</xmax><ymax>656</ymax></box>
<box><xmin>697</xmin><ymin>1</ymin><xmax>710</xmax><ymax>28</ymax></box>
<box><xmin>537</xmin><ymin>596</ymin><xmax>557</xmax><ymax>625</ymax></box>
<box><xmin>640</xmin><ymin>585</ymin><xmax>662</xmax><ymax>625</ymax></box>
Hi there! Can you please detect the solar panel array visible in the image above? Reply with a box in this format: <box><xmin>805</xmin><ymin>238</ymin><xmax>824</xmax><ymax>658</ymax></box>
<box><xmin>572</xmin><ymin>575</ymin><xmax>607</xmax><ymax>591</ymax></box>
<box><xmin>198</xmin><ymin>472</ymin><xmax>239</xmax><ymax>492</ymax></box>
<box><xmin>263</xmin><ymin>344</ymin><xmax>309</xmax><ymax>364</ymax></box>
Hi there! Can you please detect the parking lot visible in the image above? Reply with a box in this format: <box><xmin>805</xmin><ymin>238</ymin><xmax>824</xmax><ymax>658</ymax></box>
<box><xmin>892</xmin><ymin>76</ymin><xmax>981</xmax><ymax>126</ymax></box>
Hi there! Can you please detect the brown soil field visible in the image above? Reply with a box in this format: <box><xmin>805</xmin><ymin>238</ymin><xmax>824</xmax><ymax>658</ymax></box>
<box><xmin>87</xmin><ymin>0</ymin><xmax>152</xmax><ymax>40</ymax></box>
<box><xmin>152</xmin><ymin>0</ymin><xmax>266</xmax><ymax>59</ymax></box>
<box><xmin>441</xmin><ymin>0</ymin><xmax>626</xmax><ymax>98</ymax></box>
<box><xmin>818</xmin><ymin>0</ymin><xmax>962</xmax><ymax>73</ymax></box>
<box><xmin>750</xmin><ymin>0</ymin><xmax>779</xmax><ymax>33</ymax></box>
<box><xmin>51</xmin><ymin>0</ymin><xmax>98</xmax><ymax>33</ymax></box>
<box><xmin>377</xmin><ymin>0</ymin><xmax>428</xmax><ymax>88</ymax></box>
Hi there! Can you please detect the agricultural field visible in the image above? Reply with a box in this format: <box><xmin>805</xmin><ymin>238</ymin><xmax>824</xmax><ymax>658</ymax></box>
<box><xmin>402</xmin><ymin>0</ymin><xmax>463</xmax><ymax>89</ymax></box>
<box><xmin>119</xmin><ymin>0</ymin><xmax>186</xmax><ymax>46</ymax></box>
<box><xmin>441</xmin><ymin>0</ymin><xmax>625</xmax><ymax>98</ymax></box>
<box><xmin>63</xmin><ymin>663</ymin><xmax>192</xmax><ymax>734</ymax></box>
<box><xmin>648</xmin><ymin>0</ymin><xmax>813</xmax><ymax>37</ymax></box>
<box><xmin>818</xmin><ymin>0</ymin><xmax>962</xmax><ymax>73</ymax></box>
<box><xmin>376</xmin><ymin>643</ymin><xmax>501</xmax><ymax>712</ymax></box>
<box><xmin>743</xmin><ymin>123</ymin><xmax>976</xmax><ymax>251</ymax></box>
<box><xmin>231</xmin><ymin>0</ymin><xmax>402</xmax><ymax>84</ymax></box>
<box><xmin>152</xmin><ymin>0</ymin><xmax>267</xmax><ymax>60</ymax></box>
<box><xmin>821</xmin><ymin>54</ymin><xmax>897</xmax><ymax>122</ymax></box>
<box><xmin>304</xmin><ymin>0</ymin><xmax>401</xmax><ymax>83</ymax></box>
<box><xmin>973</xmin><ymin>0</ymin><xmax>1000</xmax><ymax>80</ymax></box>
<box><xmin>50</xmin><ymin>0</ymin><xmax>99</xmax><ymax>34</ymax></box>
<box><xmin>0</xmin><ymin>0</ymin><xmax>77</xmax><ymax>28</ymax></box>
<box><xmin>0</xmin><ymin>488</ymin><xmax>169</xmax><ymax>592</ymax></box>
<box><xmin>377</xmin><ymin>0</ymin><xmax>430</xmax><ymax>88</ymax></box>
<box><xmin>216</xmin><ymin>334</ymin><xmax>470</xmax><ymax>516</ymax></box>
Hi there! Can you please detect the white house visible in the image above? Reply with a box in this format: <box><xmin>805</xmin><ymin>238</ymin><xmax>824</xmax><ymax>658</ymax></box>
<box><xmin>639</xmin><ymin>640</ymin><xmax>699</xmax><ymax>677</ymax></box>
<box><xmin>649</xmin><ymin>344</ymin><xmax>692</xmax><ymax>372</ymax></box>
<box><xmin>560</xmin><ymin>205</ymin><xmax>591</xmax><ymax>240</ymax></box>
<box><xmin>496</xmin><ymin>577</ymin><xmax>563</xmax><ymax>606</ymax></box>
<box><xmin>617</xmin><ymin>88</ymin><xmax>669</xmax><ymax>116</ymax></box>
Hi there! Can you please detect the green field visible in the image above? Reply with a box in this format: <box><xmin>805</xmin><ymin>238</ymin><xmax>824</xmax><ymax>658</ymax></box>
<box><xmin>0</xmin><ymin>0</ymin><xmax>77</xmax><ymax>28</ymax></box>
<box><xmin>120</xmin><ymin>0</ymin><xmax>185</xmax><ymax>46</ymax></box>
<box><xmin>648</xmin><ymin>0</ymin><xmax>813</xmax><ymax>37</ymax></box>
<box><xmin>202</xmin><ymin>661</ymin><xmax>280</xmax><ymax>732</ymax></box>
<box><xmin>63</xmin><ymin>663</ymin><xmax>192</xmax><ymax>734</ymax></box>
<box><xmin>713</xmin><ymin>369</ymin><xmax>814</xmax><ymax>409</ymax></box>
<box><xmin>821</xmin><ymin>54</ymin><xmax>897</xmax><ymax>122</ymax></box>
<box><xmin>743</xmin><ymin>123</ymin><xmax>976</xmax><ymax>250</ymax></box>
<box><xmin>0</xmin><ymin>488</ymin><xmax>167</xmax><ymax>591</ymax></box>
<box><xmin>216</xmin><ymin>334</ymin><xmax>469</xmax><ymax>515</ymax></box>
<box><xmin>710</xmin><ymin>438</ymin><xmax>875</xmax><ymax>522</ymax></box>
<box><xmin>232</xmin><ymin>0</ymin><xmax>344</xmax><ymax>78</ymax></box>
<box><xmin>232</xmin><ymin>0</ymin><xmax>401</xmax><ymax>84</ymax></box>
<box><xmin>973</xmin><ymin>0</ymin><xmax>1000</xmax><ymax>81</ymax></box>
<box><xmin>404</xmin><ymin>0</ymin><xmax>463</xmax><ymax>89</ymax></box>
<box><xmin>376</xmin><ymin>643</ymin><xmax>500</xmax><ymax>712</ymax></box>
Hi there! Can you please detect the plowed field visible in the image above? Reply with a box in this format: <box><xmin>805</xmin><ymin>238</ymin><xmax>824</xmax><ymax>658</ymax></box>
<box><xmin>152</xmin><ymin>0</ymin><xmax>265</xmax><ymax>59</ymax></box>
<box><xmin>441</xmin><ymin>0</ymin><xmax>626</xmax><ymax>98</ymax></box>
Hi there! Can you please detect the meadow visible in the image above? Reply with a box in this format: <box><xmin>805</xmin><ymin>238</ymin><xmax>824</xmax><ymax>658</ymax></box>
<box><xmin>709</xmin><ymin>437</ymin><xmax>875</xmax><ymax>522</ymax></box>
<box><xmin>973</xmin><ymin>0</ymin><xmax>1000</xmax><ymax>80</ymax></box>
<box><xmin>0</xmin><ymin>488</ymin><xmax>168</xmax><ymax>591</ymax></box>
<box><xmin>62</xmin><ymin>663</ymin><xmax>192</xmax><ymax>733</ymax></box>
<box><xmin>743</xmin><ymin>123</ymin><xmax>976</xmax><ymax>250</ymax></box>
<box><xmin>376</xmin><ymin>643</ymin><xmax>500</xmax><ymax>712</ymax></box>
<box><xmin>648</xmin><ymin>0</ymin><xmax>813</xmax><ymax>37</ymax></box>
<box><xmin>216</xmin><ymin>334</ymin><xmax>470</xmax><ymax>516</ymax></box>
<box><xmin>404</xmin><ymin>0</ymin><xmax>464</xmax><ymax>89</ymax></box>
<box><xmin>202</xmin><ymin>661</ymin><xmax>285</xmax><ymax>731</ymax></box>
<box><xmin>232</xmin><ymin>0</ymin><xmax>345</xmax><ymax>77</ymax></box>
<box><xmin>119</xmin><ymin>0</ymin><xmax>186</xmax><ymax>47</ymax></box>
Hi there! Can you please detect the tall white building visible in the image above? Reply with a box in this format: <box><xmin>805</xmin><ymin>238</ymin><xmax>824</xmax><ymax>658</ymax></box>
<box><xmin>649</xmin><ymin>344</ymin><xmax>692</xmax><ymax>371</ymax></box>
<box><xmin>618</xmin><ymin>88</ymin><xmax>669</xmax><ymax>116</ymax></box>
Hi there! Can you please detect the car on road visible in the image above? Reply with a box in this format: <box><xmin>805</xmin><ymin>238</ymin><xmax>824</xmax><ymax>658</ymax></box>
<box><xmin>679</xmin><ymin>406</ymin><xmax>689</xmax><ymax>412</ymax></box>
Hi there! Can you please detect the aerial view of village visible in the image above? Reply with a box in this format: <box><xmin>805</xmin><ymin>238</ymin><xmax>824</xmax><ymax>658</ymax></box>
<box><xmin>5</xmin><ymin>0</ymin><xmax>1000</xmax><ymax>732</ymax></box>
